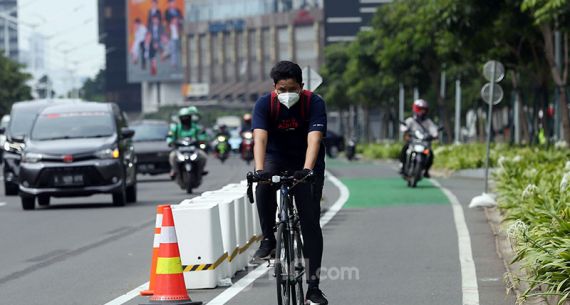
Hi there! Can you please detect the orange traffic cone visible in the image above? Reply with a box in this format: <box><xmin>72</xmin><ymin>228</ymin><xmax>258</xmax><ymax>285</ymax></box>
<box><xmin>141</xmin><ymin>205</ymin><xmax>167</xmax><ymax>296</ymax></box>
<box><xmin>141</xmin><ymin>205</ymin><xmax>202</xmax><ymax>305</ymax></box>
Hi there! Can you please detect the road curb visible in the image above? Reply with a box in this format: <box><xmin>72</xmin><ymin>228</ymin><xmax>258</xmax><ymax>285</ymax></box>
<box><xmin>483</xmin><ymin>207</ymin><xmax>551</xmax><ymax>305</ymax></box>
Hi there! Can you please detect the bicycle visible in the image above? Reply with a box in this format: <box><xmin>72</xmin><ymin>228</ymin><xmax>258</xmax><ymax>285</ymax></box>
<box><xmin>247</xmin><ymin>171</ymin><xmax>312</xmax><ymax>305</ymax></box>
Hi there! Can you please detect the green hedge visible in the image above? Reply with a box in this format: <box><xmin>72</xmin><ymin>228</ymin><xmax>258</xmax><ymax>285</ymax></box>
<box><xmin>495</xmin><ymin>150</ymin><xmax>570</xmax><ymax>304</ymax></box>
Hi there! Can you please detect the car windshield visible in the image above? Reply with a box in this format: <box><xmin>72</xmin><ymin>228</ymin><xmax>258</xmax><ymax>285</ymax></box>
<box><xmin>9</xmin><ymin>109</ymin><xmax>40</xmax><ymax>137</ymax></box>
<box><xmin>132</xmin><ymin>123</ymin><xmax>169</xmax><ymax>142</ymax></box>
<box><xmin>31</xmin><ymin>111</ymin><xmax>115</xmax><ymax>141</ymax></box>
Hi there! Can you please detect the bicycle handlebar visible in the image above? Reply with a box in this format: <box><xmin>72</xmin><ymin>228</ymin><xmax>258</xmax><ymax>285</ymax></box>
<box><xmin>245</xmin><ymin>171</ymin><xmax>313</xmax><ymax>204</ymax></box>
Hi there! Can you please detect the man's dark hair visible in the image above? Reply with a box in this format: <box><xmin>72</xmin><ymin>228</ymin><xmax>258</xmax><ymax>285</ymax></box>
<box><xmin>270</xmin><ymin>61</ymin><xmax>303</xmax><ymax>85</ymax></box>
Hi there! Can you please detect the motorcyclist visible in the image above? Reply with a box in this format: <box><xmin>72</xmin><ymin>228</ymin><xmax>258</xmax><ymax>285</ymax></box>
<box><xmin>167</xmin><ymin>106</ymin><xmax>207</xmax><ymax>178</ymax></box>
<box><xmin>241</xmin><ymin>113</ymin><xmax>252</xmax><ymax>134</ymax></box>
<box><xmin>216</xmin><ymin>124</ymin><xmax>231</xmax><ymax>138</ymax></box>
<box><xmin>399</xmin><ymin>99</ymin><xmax>439</xmax><ymax>178</ymax></box>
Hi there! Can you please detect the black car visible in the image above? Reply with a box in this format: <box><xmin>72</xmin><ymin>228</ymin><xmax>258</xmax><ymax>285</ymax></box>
<box><xmin>131</xmin><ymin>120</ymin><xmax>171</xmax><ymax>175</ymax></box>
<box><xmin>1</xmin><ymin>99</ymin><xmax>80</xmax><ymax>196</ymax></box>
<box><xmin>18</xmin><ymin>102</ymin><xmax>137</xmax><ymax>210</ymax></box>
<box><xmin>324</xmin><ymin>130</ymin><xmax>345</xmax><ymax>158</ymax></box>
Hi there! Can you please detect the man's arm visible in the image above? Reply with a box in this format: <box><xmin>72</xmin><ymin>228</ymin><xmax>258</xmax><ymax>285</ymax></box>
<box><xmin>254</xmin><ymin>129</ymin><xmax>268</xmax><ymax>171</ymax></box>
<box><xmin>304</xmin><ymin>131</ymin><xmax>323</xmax><ymax>170</ymax></box>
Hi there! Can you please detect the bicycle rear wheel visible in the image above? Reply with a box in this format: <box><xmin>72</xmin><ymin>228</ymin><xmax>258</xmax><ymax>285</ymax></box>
<box><xmin>275</xmin><ymin>222</ymin><xmax>291</xmax><ymax>305</ymax></box>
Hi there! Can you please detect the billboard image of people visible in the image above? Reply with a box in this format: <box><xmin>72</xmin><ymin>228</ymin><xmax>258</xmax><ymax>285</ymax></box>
<box><xmin>127</xmin><ymin>0</ymin><xmax>185</xmax><ymax>83</ymax></box>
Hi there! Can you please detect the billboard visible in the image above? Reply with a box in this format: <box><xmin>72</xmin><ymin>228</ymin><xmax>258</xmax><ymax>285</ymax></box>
<box><xmin>127</xmin><ymin>0</ymin><xmax>185</xmax><ymax>83</ymax></box>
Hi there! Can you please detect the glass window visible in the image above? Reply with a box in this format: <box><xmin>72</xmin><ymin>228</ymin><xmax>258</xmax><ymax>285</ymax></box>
<box><xmin>277</xmin><ymin>27</ymin><xmax>290</xmax><ymax>61</ymax></box>
<box><xmin>31</xmin><ymin>112</ymin><xmax>115</xmax><ymax>141</ymax></box>
<box><xmin>9</xmin><ymin>109</ymin><xmax>38</xmax><ymax>137</ymax></box>
<box><xmin>199</xmin><ymin>34</ymin><xmax>209</xmax><ymax>83</ymax></box>
<box><xmin>248</xmin><ymin>30</ymin><xmax>259</xmax><ymax>81</ymax></box>
<box><xmin>131</xmin><ymin>123</ymin><xmax>169</xmax><ymax>142</ymax></box>
<box><xmin>295</xmin><ymin>26</ymin><xmax>317</xmax><ymax>69</ymax></box>
<box><xmin>262</xmin><ymin>28</ymin><xmax>272</xmax><ymax>77</ymax></box>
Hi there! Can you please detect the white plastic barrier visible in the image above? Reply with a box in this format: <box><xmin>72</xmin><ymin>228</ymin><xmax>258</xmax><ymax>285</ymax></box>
<box><xmin>171</xmin><ymin>203</ymin><xmax>228</xmax><ymax>289</ymax></box>
<box><xmin>189</xmin><ymin>196</ymin><xmax>240</xmax><ymax>278</ymax></box>
<box><xmin>201</xmin><ymin>191</ymin><xmax>249</xmax><ymax>271</ymax></box>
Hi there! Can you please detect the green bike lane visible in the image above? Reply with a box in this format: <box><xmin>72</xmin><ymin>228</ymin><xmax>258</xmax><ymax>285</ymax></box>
<box><xmin>217</xmin><ymin>159</ymin><xmax>513</xmax><ymax>305</ymax></box>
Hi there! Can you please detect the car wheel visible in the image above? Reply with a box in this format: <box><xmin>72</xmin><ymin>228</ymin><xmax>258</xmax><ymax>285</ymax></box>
<box><xmin>5</xmin><ymin>181</ymin><xmax>18</xmax><ymax>196</ymax></box>
<box><xmin>126</xmin><ymin>182</ymin><xmax>137</xmax><ymax>203</ymax></box>
<box><xmin>21</xmin><ymin>196</ymin><xmax>35</xmax><ymax>210</ymax></box>
<box><xmin>38</xmin><ymin>195</ymin><xmax>50</xmax><ymax>206</ymax></box>
<box><xmin>112</xmin><ymin>185</ymin><xmax>127</xmax><ymax>207</ymax></box>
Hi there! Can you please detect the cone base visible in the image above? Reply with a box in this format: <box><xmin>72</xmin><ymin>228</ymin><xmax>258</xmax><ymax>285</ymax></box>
<box><xmin>139</xmin><ymin>290</ymin><xmax>154</xmax><ymax>296</ymax></box>
<box><xmin>140</xmin><ymin>301</ymin><xmax>202</xmax><ymax>305</ymax></box>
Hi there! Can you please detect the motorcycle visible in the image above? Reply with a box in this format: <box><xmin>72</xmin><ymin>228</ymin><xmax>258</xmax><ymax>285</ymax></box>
<box><xmin>346</xmin><ymin>138</ymin><xmax>357</xmax><ymax>161</ymax></box>
<box><xmin>400</xmin><ymin>122</ymin><xmax>436</xmax><ymax>188</ymax></box>
<box><xmin>174</xmin><ymin>137</ymin><xmax>207</xmax><ymax>194</ymax></box>
<box><xmin>213</xmin><ymin>134</ymin><xmax>231</xmax><ymax>163</ymax></box>
<box><xmin>240</xmin><ymin>131</ymin><xmax>254</xmax><ymax>165</ymax></box>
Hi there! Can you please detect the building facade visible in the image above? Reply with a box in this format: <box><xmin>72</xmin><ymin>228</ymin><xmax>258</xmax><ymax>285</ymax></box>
<box><xmin>0</xmin><ymin>0</ymin><xmax>19</xmax><ymax>62</ymax></box>
<box><xmin>182</xmin><ymin>0</ymin><xmax>324</xmax><ymax>104</ymax></box>
<box><xmin>98</xmin><ymin>0</ymin><xmax>141</xmax><ymax>112</ymax></box>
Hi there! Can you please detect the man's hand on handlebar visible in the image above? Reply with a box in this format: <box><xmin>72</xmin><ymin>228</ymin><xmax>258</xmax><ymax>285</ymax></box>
<box><xmin>294</xmin><ymin>168</ymin><xmax>313</xmax><ymax>181</ymax></box>
<box><xmin>253</xmin><ymin>170</ymin><xmax>272</xmax><ymax>181</ymax></box>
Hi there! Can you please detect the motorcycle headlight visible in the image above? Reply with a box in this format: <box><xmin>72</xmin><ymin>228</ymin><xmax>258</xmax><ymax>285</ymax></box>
<box><xmin>3</xmin><ymin>142</ymin><xmax>10</xmax><ymax>151</ymax></box>
<box><xmin>244</xmin><ymin>132</ymin><xmax>253</xmax><ymax>139</ymax></box>
<box><xmin>96</xmin><ymin>148</ymin><xmax>120</xmax><ymax>159</ymax></box>
<box><xmin>190</xmin><ymin>153</ymin><xmax>198</xmax><ymax>161</ymax></box>
<box><xmin>22</xmin><ymin>152</ymin><xmax>42</xmax><ymax>163</ymax></box>
<box><xmin>176</xmin><ymin>151</ymin><xmax>187</xmax><ymax>162</ymax></box>
<box><xmin>199</xmin><ymin>143</ymin><xmax>206</xmax><ymax>150</ymax></box>
<box><xmin>217</xmin><ymin>136</ymin><xmax>226</xmax><ymax>142</ymax></box>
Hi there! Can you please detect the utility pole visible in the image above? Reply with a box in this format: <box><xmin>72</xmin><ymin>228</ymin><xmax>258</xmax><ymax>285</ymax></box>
<box><xmin>455</xmin><ymin>79</ymin><xmax>461</xmax><ymax>144</ymax></box>
<box><xmin>399</xmin><ymin>83</ymin><xmax>404</xmax><ymax>141</ymax></box>
<box><xmin>555</xmin><ymin>30</ymin><xmax>562</xmax><ymax>141</ymax></box>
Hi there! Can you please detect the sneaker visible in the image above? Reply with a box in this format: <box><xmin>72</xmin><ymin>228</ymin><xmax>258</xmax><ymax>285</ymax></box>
<box><xmin>253</xmin><ymin>238</ymin><xmax>275</xmax><ymax>260</ymax></box>
<box><xmin>305</xmin><ymin>287</ymin><xmax>328</xmax><ymax>305</ymax></box>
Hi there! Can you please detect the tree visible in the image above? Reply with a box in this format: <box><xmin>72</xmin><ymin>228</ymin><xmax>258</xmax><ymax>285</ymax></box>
<box><xmin>81</xmin><ymin>69</ymin><xmax>106</xmax><ymax>102</ymax></box>
<box><xmin>0</xmin><ymin>53</ymin><xmax>32</xmax><ymax>115</ymax></box>
<box><xmin>522</xmin><ymin>0</ymin><xmax>570</xmax><ymax>143</ymax></box>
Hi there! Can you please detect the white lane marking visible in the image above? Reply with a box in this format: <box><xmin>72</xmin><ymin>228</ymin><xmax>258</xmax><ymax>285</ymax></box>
<box><xmin>206</xmin><ymin>170</ymin><xmax>350</xmax><ymax>305</ymax></box>
<box><xmin>102</xmin><ymin>171</ymin><xmax>350</xmax><ymax>305</ymax></box>
<box><xmin>207</xmin><ymin>264</ymin><xmax>271</xmax><ymax>305</ymax></box>
<box><xmin>0</xmin><ymin>202</ymin><xmax>6</xmax><ymax>207</ymax></box>
<box><xmin>430</xmin><ymin>179</ymin><xmax>480</xmax><ymax>305</ymax></box>
<box><xmin>102</xmin><ymin>282</ymin><xmax>148</xmax><ymax>305</ymax></box>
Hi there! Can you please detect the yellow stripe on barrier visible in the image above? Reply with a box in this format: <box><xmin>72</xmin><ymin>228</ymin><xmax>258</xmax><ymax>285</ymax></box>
<box><xmin>183</xmin><ymin>252</ymin><xmax>228</xmax><ymax>272</ymax></box>
<box><xmin>156</xmin><ymin>257</ymin><xmax>183</xmax><ymax>275</ymax></box>
<box><xmin>228</xmin><ymin>247</ymin><xmax>240</xmax><ymax>262</ymax></box>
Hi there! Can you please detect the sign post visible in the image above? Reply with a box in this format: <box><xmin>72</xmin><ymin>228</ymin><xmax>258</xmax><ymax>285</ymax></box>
<box><xmin>470</xmin><ymin>60</ymin><xmax>505</xmax><ymax>208</ymax></box>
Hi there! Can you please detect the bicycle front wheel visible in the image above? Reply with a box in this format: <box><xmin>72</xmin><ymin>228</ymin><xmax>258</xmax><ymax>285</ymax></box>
<box><xmin>292</xmin><ymin>227</ymin><xmax>305</xmax><ymax>305</ymax></box>
<box><xmin>275</xmin><ymin>222</ymin><xmax>291</xmax><ymax>305</ymax></box>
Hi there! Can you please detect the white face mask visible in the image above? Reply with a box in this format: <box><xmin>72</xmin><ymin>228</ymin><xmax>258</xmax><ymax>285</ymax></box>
<box><xmin>277</xmin><ymin>92</ymin><xmax>300</xmax><ymax>109</ymax></box>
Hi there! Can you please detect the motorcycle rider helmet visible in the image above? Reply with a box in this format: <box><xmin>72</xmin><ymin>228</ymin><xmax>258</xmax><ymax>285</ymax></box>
<box><xmin>178</xmin><ymin>107</ymin><xmax>198</xmax><ymax>126</ymax></box>
<box><xmin>412</xmin><ymin>99</ymin><xmax>429</xmax><ymax>120</ymax></box>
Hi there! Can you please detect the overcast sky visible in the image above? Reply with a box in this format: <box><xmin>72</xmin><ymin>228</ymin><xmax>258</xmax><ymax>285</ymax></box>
<box><xmin>19</xmin><ymin>0</ymin><xmax>105</xmax><ymax>90</ymax></box>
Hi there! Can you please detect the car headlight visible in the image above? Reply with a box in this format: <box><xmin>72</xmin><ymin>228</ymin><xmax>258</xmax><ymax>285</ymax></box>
<box><xmin>4</xmin><ymin>141</ymin><xmax>23</xmax><ymax>153</ymax></box>
<box><xmin>96</xmin><ymin>148</ymin><xmax>120</xmax><ymax>159</ymax></box>
<box><xmin>22</xmin><ymin>152</ymin><xmax>42</xmax><ymax>163</ymax></box>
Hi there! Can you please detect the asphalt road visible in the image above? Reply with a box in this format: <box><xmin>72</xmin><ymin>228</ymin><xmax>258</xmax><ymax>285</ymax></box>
<box><xmin>0</xmin><ymin>155</ymin><xmax>253</xmax><ymax>305</ymax></box>
<box><xmin>0</xmin><ymin>156</ymin><xmax>515</xmax><ymax>305</ymax></box>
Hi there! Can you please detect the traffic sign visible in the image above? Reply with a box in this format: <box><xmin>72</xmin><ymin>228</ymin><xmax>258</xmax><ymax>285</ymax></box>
<box><xmin>302</xmin><ymin>66</ymin><xmax>323</xmax><ymax>92</ymax></box>
<box><xmin>483</xmin><ymin>60</ymin><xmax>505</xmax><ymax>83</ymax></box>
<box><xmin>481</xmin><ymin>82</ymin><xmax>504</xmax><ymax>105</ymax></box>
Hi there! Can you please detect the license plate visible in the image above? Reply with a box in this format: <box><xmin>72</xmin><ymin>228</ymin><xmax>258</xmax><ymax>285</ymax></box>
<box><xmin>54</xmin><ymin>174</ymin><xmax>84</xmax><ymax>187</ymax></box>
<box><xmin>184</xmin><ymin>163</ymin><xmax>192</xmax><ymax>172</ymax></box>
<box><xmin>138</xmin><ymin>164</ymin><xmax>155</xmax><ymax>171</ymax></box>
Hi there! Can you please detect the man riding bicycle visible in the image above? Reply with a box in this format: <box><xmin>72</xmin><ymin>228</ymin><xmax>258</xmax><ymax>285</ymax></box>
<box><xmin>252</xmin><ymin>61</ymin><xmax>328</xmax><ymax>305</ymax></box>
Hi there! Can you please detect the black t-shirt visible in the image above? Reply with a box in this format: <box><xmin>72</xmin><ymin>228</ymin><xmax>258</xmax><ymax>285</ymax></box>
<box><xmin>252</xmin><ymin>92</ymin><xmax>327</xmax><ymax>174</ymax></box>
